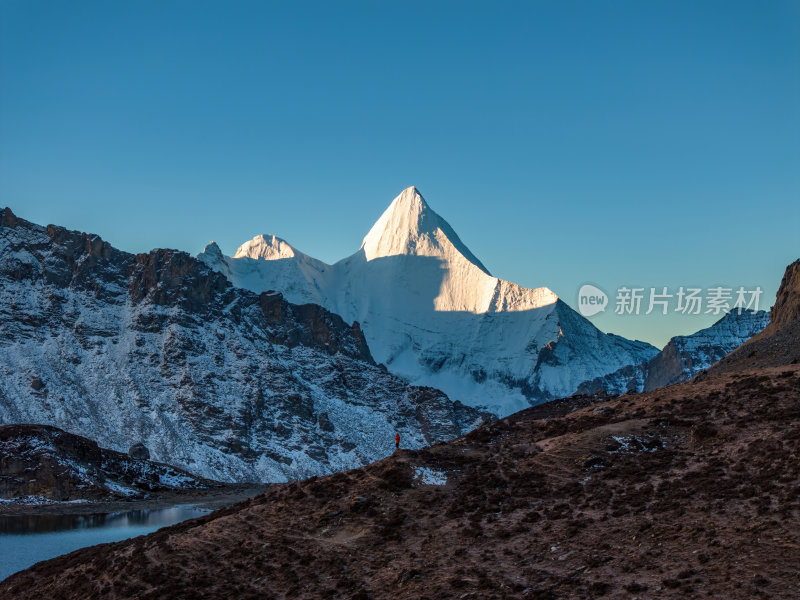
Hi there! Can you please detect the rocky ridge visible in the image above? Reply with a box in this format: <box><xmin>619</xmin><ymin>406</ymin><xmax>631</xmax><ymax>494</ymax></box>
<box><xmin>0</xmin><ymin>207</ymin><xmax>488</xmax><ymax>482</ymax></box>
<box><xmin>711</xmin><ymin>259</ymin><xmax>800</xmax><ymax>371</ymax></box>
<box><xmin>0</xmin><ymin>424</ymin><xmax>219</xmax><ymax>503</ymax></box>
<box><xmin>578</xmin><ymin>309</ymin><xmax>769</xmax><ymax>394</ymax></box>
<box><xmin>3</xmin><ymin>362</ymin><xmax>797</xmax><ymax>598</ymax></box>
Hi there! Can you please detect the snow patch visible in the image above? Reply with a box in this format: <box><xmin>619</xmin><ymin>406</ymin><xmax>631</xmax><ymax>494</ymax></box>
<box><xmin>413</xmin><ymin>466</ymin><xmax>448</xmax><ymax>486</ymax></box>
<box><xmin>608</xmin><ymin>435</ymin><xmax>665</xmax><ymax>454</ymax></box>
<box><xmin>102</xmin><ymin>480</ymin><xmax>139</xmax><ymax>497</ymax></box>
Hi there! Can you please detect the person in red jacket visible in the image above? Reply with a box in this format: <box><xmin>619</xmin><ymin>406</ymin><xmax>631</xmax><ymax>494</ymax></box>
<box><xmin>395</xmin><ymin>432</ymin><xmax>400</xmax><ymax>450</ymax></box>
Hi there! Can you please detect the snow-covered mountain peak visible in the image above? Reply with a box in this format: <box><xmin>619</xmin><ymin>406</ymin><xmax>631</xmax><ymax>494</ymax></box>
<box><xmin>360</xmin><ymin>186</ymin><xmax>490</xmax><ymax>275</ymax></box>
<box><xmin>197</xmin><ymin>187</ymin><xmax>658</xmax><ymax>414</ymax></box>
<box><xmin>234</xmin><ymin>234</ymin><xmax>298</xmax><ymax>261</ymax></box>
<box><xmin>202</xmin><ymin>241</ymin><xmax>224</xmax><ymax>260</ymax></box>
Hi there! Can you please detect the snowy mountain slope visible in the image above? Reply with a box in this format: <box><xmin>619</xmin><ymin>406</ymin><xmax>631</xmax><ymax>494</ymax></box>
<box><xmin>0</xmin><ymin>207</ymin><xmax>487</xmax><ymax>483</ymax></box>
<box><xmin>577</xmin><ymin>309</ymin><xmax>770</xmax><ymax>394</ymax></box>
<box><xmin>644</xmin><ymin>309</ymin><xmax>770</xmax><ymax>389</ymax></box>
<box><xmin>200</xmin><ymin>187</ymin><xmax>658</xmax><ymax>415</ymax></box>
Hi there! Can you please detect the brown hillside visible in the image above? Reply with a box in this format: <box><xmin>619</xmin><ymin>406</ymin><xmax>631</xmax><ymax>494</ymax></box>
<box><xmin>2</xmin><ymin>363</ymin><xmax>799</xmax><ymax>599</ymax></box>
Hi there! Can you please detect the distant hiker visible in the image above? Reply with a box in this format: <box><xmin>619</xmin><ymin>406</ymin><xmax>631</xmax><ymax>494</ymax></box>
<box><xmin>395</xmin><ymin>433</ymin><xmax>400</xmax><ymax>450</ymax></box>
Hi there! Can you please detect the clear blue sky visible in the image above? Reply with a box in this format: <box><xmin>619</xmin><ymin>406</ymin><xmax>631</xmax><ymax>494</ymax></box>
<box><xmin>1</xmin><ymin>1</ymin><xmax>798</xmax><ymax>347</ymax></box>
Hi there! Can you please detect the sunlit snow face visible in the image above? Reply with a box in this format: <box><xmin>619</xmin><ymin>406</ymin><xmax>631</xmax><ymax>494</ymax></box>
<box><xmin>197</xmin><ymin>186</ymin><xmax>657</xmax><ymax>415</ymax></box>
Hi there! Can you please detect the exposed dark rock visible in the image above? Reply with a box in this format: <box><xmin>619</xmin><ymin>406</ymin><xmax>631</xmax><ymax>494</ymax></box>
<box><xmin>577</xmin><ymin>309</ymin><xmax>769</xmax><ymax>394</ymax></box>
<box><xmin>712</xmin><ymin>259</ymin><xmax>800</xmax><ymax>372</ymax></box>
<box><xmin>128</xmin><ymin>442</ymin><xmax>150</xmax><ymax>460</ymax></box>
<box><xmin>0</xmin><ymin>424</ymin><xmax>218</xmax><ymax>502</ymax></box>
<box><xmin>770</xmin><ymin>259</ymin><xmax>800</xmax><ymax>329</ymax></box>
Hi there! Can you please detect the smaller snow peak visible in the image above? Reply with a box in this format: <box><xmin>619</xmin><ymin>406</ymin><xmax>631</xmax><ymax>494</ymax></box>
<box><xmin>202</xmin><ymin>241</ymin><xmax>223</xmax><ymax>259</ymax></box>
<box><xmin>198</xmin><ymin>241</ymin><xmax>226</xmax><ymax>270</ymax></box>
<box><xmin>234</xmin><ymin>234</ymin><xmax>296</xmax><ymax>261</ymax></box>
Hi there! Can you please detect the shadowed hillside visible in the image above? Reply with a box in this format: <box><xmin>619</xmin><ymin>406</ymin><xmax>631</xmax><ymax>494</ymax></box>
<box><xmin>3</xmin><ymin>260</ymin><xmax>798</xmax><ymax>599</ymax></box>
<box><xmin>2</xmin><ymin>363</ymin><xmax>798</xmax><ymax>598</ymax></box>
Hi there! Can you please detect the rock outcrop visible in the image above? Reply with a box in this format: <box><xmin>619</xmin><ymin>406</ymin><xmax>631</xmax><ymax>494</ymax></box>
<box><xmin>769</xmin><ymin>259</ymin><xmax>800</xmax><ymax>329</ymax></box>
<box><xmin>0</xmin><ymin>424</ymin><xmax>218</xmax><ymax>502</ymax></box>
<box><xmin>711</xmin><ymin>259</ymin><xmax>800</xmax><ymax>372</ymax></box>
<box><xmin>128</xmin><ymin>442</ymin><xmax>151</xmax><ymax>460</ymax></box>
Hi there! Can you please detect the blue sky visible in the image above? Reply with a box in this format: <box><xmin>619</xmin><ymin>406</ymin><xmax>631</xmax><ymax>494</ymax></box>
<box><xmin>1</xmin><ymin>0</ymin><xmax>798</xmax><ymax>347</ymax></box>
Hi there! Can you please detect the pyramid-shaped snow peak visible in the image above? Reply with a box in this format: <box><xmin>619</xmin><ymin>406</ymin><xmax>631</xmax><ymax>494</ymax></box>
<box><xmin>360</xmin><ymin>186</ymin><xmax>490</xmax><ymax>275</ymax></box>
<box><xmin>199</xmin><ymin>186</ymin><xmax>658</xmax><ymax>416</ymax></box>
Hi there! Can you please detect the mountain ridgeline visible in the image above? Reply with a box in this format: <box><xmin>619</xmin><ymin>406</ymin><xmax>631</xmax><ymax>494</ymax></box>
<box><xmin>710</xmin><ymin>258</ymin><xmax>800</xmax><ymax>372</ymax></box>
<box><xmin>0</xmin><ymin>424</ymin><xmax>220</xmax><ymax>502</ymax></box>
<box><xmin>577</xmin><ymin>309</ymin><xmax>770</xmax><ymax>395</ymax></box>
<box><xmin>0</xmin><ymin>207</ymin><xmax>487</xmax><ymax>483</ymax></box>
<box><xmin>0</xmin><ymin>193</ymin><xmax>772</xmax><ymax>484</ymax></box>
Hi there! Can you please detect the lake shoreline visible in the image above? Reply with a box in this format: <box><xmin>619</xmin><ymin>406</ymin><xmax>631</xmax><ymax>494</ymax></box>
<box><xmin>0</xmin><ymin>483</ymin><xmax>270</xmax><ymax>518</ymax></box>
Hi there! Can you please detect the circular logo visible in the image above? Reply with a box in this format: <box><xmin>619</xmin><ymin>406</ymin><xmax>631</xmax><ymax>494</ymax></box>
<box><xmin>577</xmin><ymin>284</ymin><xmax>608</xmax><ymax>317</ymax></box>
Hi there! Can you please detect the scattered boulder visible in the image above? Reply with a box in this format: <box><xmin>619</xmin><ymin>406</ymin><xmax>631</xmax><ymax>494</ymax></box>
<box><xmin>593</xmin><ymin>405</ymin><xmax>614</xmax><ymax>417</ymax></box>
<box><xmin>317</xmin><ymin>412</ymin><xmax>335</xmax><ymax>432</ymax></box>
<box><xmin>128</xmin><ymin>442</ymin><xmax>151</xmax><ymax>460</ymax></box>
